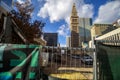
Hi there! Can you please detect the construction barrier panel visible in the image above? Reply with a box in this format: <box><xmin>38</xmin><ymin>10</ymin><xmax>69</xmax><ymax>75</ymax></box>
<box><xmin>0</xmin><ymin>44</ymin><xmax>41</xmax><ymax>80</ymax></box>
<box><xmin>96</xmin><ymin>42</ymin><xmax>120</xmax><ymax>80</ymax></box>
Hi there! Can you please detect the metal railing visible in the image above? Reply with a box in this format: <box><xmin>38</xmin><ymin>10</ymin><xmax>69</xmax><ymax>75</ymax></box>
<box><xmin>95</xmin><ymin>28</ymin><xmax>120</xmax><ymax>46</ymax></box>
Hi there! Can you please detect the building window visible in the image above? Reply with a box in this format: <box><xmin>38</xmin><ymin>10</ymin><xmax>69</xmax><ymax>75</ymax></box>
<box><xmin>72</xmin><ymin>19</ymin><xmax>77</xmax><ymax>22</ymax></box>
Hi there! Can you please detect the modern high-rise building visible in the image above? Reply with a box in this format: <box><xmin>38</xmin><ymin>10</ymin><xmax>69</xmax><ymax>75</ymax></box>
<box><xmin>79</xmin><ymin>18</ymin><xmax>92</xmax><ymax>45</ymax></box>
<box><xmin>70</xmin><ymin>3</ymin><xmax>79</xmax><ymax>47</ymax></box>
<box><xmin>66</xmin><ymin>36</ymin><xmax>71</xmax><ymax>47</ymax></box>
<box><xmin>43</xmin><ymin>33</ymin><xmax>58</xmax><ymax>46</ymax></box>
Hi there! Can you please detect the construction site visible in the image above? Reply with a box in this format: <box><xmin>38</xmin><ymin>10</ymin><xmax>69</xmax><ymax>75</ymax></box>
<box><xmin>0</xmin><ymin>0</ymin><xmax>120</xmax><ymax>80</ymax></box>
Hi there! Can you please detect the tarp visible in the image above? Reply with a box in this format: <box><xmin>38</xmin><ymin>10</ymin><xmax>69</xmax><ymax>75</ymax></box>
<box><xmin>0</xmin><ymin>44</ymin><xmax>42</xmax><ymax>80</ymax></box>
<box><xmin>96</xmin><ymin>43</ymin><xmax>120</xmax><ymax>80</ymax></box>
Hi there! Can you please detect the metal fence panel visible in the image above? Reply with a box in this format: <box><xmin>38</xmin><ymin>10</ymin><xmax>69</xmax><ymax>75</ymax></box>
<box><xmin>96</xmin><ymin>42</ymin><xmax>120</xmax><ymax>80</ymax></box>
<box><xmin>40</xmin><ymin>47</ymin><xmax>94</xmax><ymax>80</ymax></box>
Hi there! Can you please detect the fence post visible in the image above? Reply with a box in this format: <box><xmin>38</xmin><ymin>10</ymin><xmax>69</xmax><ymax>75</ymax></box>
<box><xmin>94</xmin><ymin>40</ymin><xmax>97</xmax><ymax>80</ymax></box>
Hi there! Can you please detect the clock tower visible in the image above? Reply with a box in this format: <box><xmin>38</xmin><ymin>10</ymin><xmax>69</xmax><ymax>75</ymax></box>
<box><xmin>70</xmin><ymin>3</ymin><xmax>79</xmax><ymax>47</ymax></box>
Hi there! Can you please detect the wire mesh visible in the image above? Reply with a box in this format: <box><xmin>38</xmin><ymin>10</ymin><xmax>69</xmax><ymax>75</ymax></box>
<box><xmin>40</xmin><ymin>46</ymin><xmax>94</xmax><ymax>80</ymax></box>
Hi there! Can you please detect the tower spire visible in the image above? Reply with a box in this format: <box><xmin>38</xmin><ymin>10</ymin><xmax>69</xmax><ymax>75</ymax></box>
<box><xmin>71</xmin><ymin>3</ymin><xmax>78</xmax><ymax>17</ymax></box>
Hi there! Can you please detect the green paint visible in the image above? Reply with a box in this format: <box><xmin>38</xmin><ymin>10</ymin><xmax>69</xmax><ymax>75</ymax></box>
<box><xmin>12</xmin><ymin>44</ymin><xmax>40</xmax><ymax>48</ymax></box>
<box><xmin>18</xmin><ymin>58</ymin><xmax>27</xmax><ymax>67</ymax></box>
<box><xmin>16</xmin><ymin>72</ymin><xmax>22</xmax><ymax>79</ymax></box>
<box><xmin>29</xmin><ymin>45</ymin><xmax>39</xmax><ymax>48</ymax></box>
<box><xmin>10</xmin><ymin>50</ymin><xmax>26</xmax><ymax>66</ymax></box>
<box><xmin>12</xmin><ymin>44</ymin><xmax>27</xmax><ymax>48</ymax></box>
<box><xmin>0</xmin><ymin>72</ymin><xmax>12</xmax><ymax>79</ymax></box>
<box><xmin>17</xmin><ymin>47</ymin><xmax>40</xmax><ymax>67</ymax></box>
<box><xmin>29</xmin><ymin>72</ymin><xmax>35</xmax><ymax>79</ymax></box>
<box><xmin>30</xmin><ymin>48</ymin><xmax>39</xmax><ymax>67</ymax></box>
<box><xmin>0</xmin><ymin>45</ymin><xmax>7</xmax><ymax>68</ymax></box>
<box><xmin>13</xmin><ymin>44</ymin><xmax>39</xmax><ymax>48</ymax></box>
<box><xmin>0</xmin><ymin>44</ymin><xmax>42</xmax><ymax>80</ymax></box>
<box><xmin>0</xmin><ymin>72</ymin><xmax>12</xmax><ymax>76</ymax></box>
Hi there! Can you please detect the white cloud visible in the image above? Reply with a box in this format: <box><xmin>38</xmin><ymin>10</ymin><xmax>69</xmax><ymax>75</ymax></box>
<box><xmin>94</xmin><ymin>1</ymin><xmax>120</xmax><ymax>24</ymax></box>
<box><xmin>37</xmin><ymin>0</ymin><xmax>94</xmax><ymax>24</ymax></box>
<box><xmin>16</xmin><ymin>0</ymin><xmax>24</xmax><ymax>4</ymax></box>
<box><xmin>17</xmin><ymin>0</ymin><xmax>31</xmax><ymax>3</ymax></box>
<box><xmin>78</xmin><ymin>4</ymin><xmax>94</xmax><ymax>18</ymax></box>
<box><xmin>37</xmin><ymin>0</ymin><xmax>73</xmax><ymax>23</ymax></box>
<box><xmin>16</xmin><ymin>0</ymin><xmax>32</xmax><ymax>5</ymax></box>
<box><xmin>57</xmin><ymin>24</ymin><xmax>69</xmax><ymax>37</ymax></box>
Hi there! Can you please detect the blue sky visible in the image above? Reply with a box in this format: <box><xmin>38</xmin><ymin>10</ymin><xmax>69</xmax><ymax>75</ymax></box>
<box><xmin>16</xmin><ymin>0</ymin><xmax>120</xmax><ymax>46</ymax></box>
